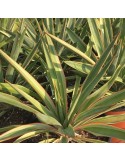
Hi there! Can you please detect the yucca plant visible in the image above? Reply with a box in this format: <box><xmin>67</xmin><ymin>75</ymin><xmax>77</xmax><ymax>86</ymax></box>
<box><xmin>1</xmin><ymin>20</ymin><xmax>125</xmax><ymax>142</ymax></box>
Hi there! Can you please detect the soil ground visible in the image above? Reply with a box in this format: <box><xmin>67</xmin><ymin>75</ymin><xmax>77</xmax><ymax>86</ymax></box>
<box><xmin>0</xmin><ymin>106</ymin><xmax>44</xmax><ymax>143</ymax></box>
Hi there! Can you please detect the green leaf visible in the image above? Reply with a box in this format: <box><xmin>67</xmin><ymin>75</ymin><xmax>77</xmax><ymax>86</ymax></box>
<box><xmin>44</xmin><ymin>18</ymin><xmax>55</xmax><ymax>35</ymax></box>
<box><xmin>70</xmin><ymin>76</ymin><xmax>81</xmax><ymax>109</ymax></box>
<box><xmin>84</xmin><ymin>124</ymin><xmax>125</xmax><ymax>141</ymax></box>
<box><xmin>36</xmin><ymin>112</ymin><xmax>61</xmax><ymax>126</ymax></box>
<box><xmin>0</xmin><ymin>59</ymin><xmax>4</xmax><ymax>82</ymax></box>
<box><xmin>42</xmin><ymin>39</ymin><xmax>65</xmax><ymax>122</ymax></box>
<box><xmin>58</xmin><ymin>125</ymin><xmax>75</xmax><ymax>137</ymax></box>
<box><xmin>6</xmin><ymin>27</ymin><xmax>26</xmax><ymax>82</ymax></box>
<box><xmin>94</xmin><ymin>88</ymin><xmax>125</xmax><ymax>108</ymax></box>
<box><xmin>88</xmin><ymin>113</ymin><xmax>125</xmax><ymax>124</ymax></box>
<box><xmin>66</xmin><ymin>28</ymin><xmax>86</xmax><ymax>52</ymax></box>
<box><xmin>0</xmin><ymin>92</ymin><xmax>40</xmax><ymax>114</ymax></box>
<box><xmin>120</xmin><ymin>18</ymin><xmax>125</xmax><ymax>40</ymax></box>
<box><xmin>0</xmin><ymin>125</ymin><xmax>20</xmax><ymax>133</ymax></box>
<box><xmin>43</xmin><ymin>25</ymin><xmax>67</xmax><ymax>122</ymax></box>
<box><xmin>0</xmin><ymin>36</ymin><xmax>14</xmax><ymax>48</ymax></box>
<box><xmin>23</xmin><ymin>19</ymin><xmax>36</xmax><ymax>36</ymax></box>
<box><xmin>45</xmin><ymin>32</ymin><xmax>95</xmax><ymax>65</ymax></box>
<box><xmin>0</xmin><ymin>123</ymin><xmax>57</xmax><ymax>142</ymax></box>
<box><xmin>14</xmin><ymin>130</ymin><xmax>44</xmax><ymax>143</ymax></box>
<box><xmin>87</xmin><ymin>18</ymin><xmax>103</xmax><ymax>57</ymax></box>
<box><xmin>0</xmin><ymin>83</ymin><xmax>40</xmax><ymax>100</ymax></box>
<box><xmin>75</xmin><ymin>18</ymin><xmax>84</xmax><ymax>28</ymax></box>
<box><xmin>60</xmin><ymin>136</ymin><xmax>68</xmax><ymax>143</ymax></box>
<box><xmin>104</xmin><ymin>18</ymin><xmax>113</xmax><ymax>47</ymax></box>
<box><xmin>65</xmin><ymin>61</ymin><xmax>93</xmax><ymax>74</ymax></box>
<box><xmin>67</xmin><ymin>18</ymin><xmax>76</xmax><ymax>30</ymax></box>
<box><xmin>22</xmin><ymin>39</ymin><xmax>41</xmax><ymax>69</ymax></box>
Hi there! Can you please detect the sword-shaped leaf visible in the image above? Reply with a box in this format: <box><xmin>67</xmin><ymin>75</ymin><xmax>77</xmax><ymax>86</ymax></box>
<box><xmin>6</xmin><ymin>81</ymin><xmax>54</xmax><ymax>117</ymax></box>
<box><xmin>87</xmin><ymin>18</ymin><xmax>103</xmax><ymax>57</ymax></box>
<box><xmin>0</xmin><ymin>123</ymin><xmax>57</xmax><ymax>142</ymax></box>
<box><xmin>87</xmin><ymin>113</ymin><xmax>125</xmax><ymax>124</ymax></box>
<box><xmin>84</xmin><ymin>124</ymin><xmax>125</xmax><ymax>141</ymax></box>
<box><xmin>66</xmin><ymin>28</ymin><xmax>86</xmax><ymax>52</ymax></box>
<box><xmin>45</xmin><ymin>32</ymin><xmax>95</xmax><ymax>65</ymax></box>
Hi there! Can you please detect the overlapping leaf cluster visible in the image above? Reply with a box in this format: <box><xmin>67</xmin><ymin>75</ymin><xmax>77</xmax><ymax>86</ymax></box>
<box><xmin>0</xmin><ymin>18</ymin><xmax>125</xmax><ymax>143</ymax></box>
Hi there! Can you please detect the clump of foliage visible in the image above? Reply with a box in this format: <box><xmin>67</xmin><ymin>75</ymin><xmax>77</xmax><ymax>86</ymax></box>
<box><xmin>0</xmin><ymin>18</ymin><xmax>125</xmax><ymax>143</ymax></box>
